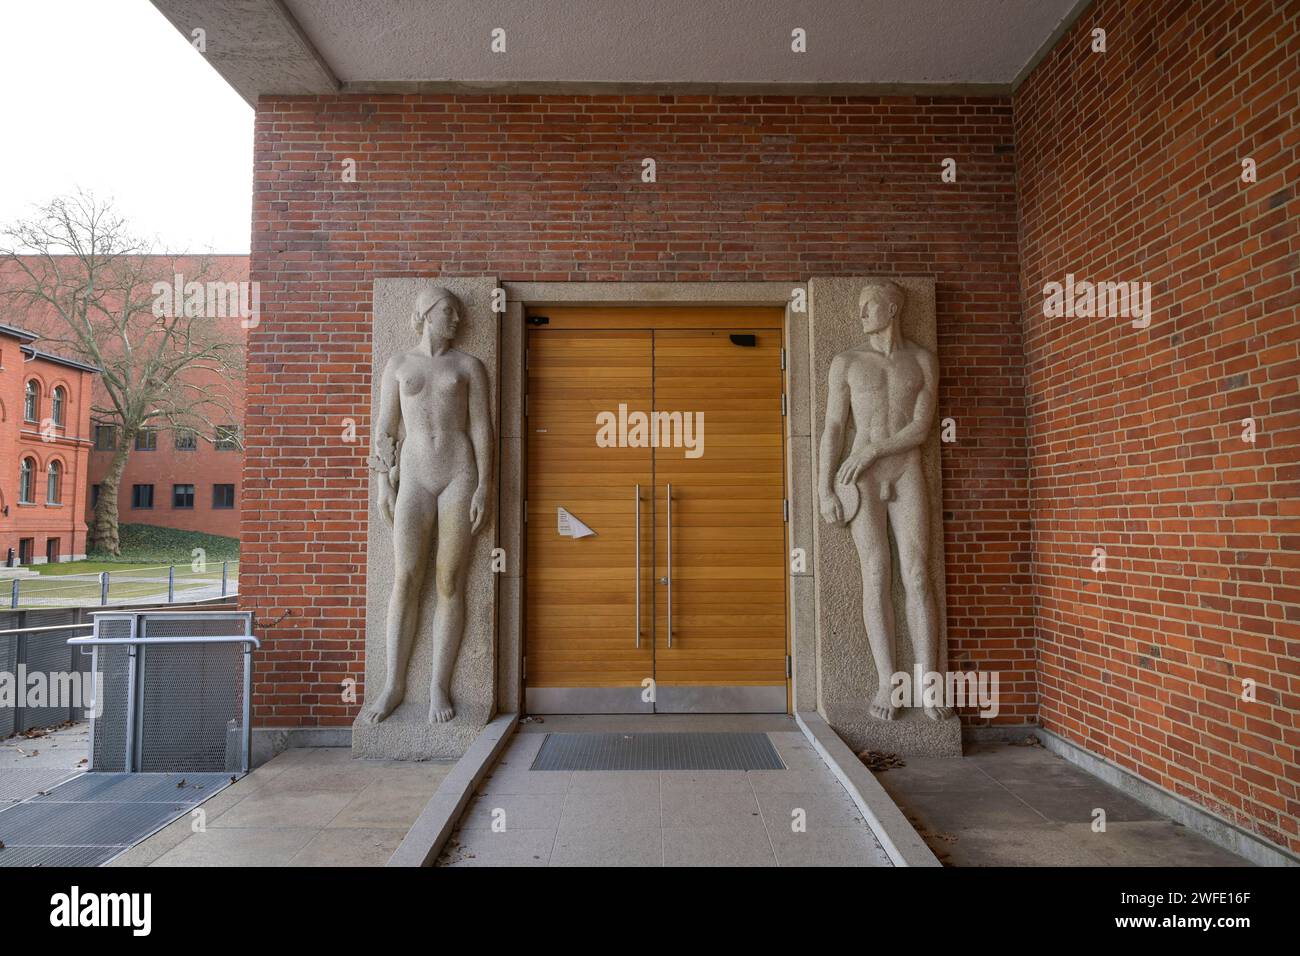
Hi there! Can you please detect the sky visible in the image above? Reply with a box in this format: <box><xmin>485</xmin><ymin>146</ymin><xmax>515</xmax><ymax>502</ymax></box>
<box><xmin>0</xmin><ymin>0</ymin><xmax>254</xmax><ymax>253</ymax></box>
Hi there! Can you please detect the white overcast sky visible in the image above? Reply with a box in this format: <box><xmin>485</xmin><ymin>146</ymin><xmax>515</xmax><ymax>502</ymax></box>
<box><xmin>0</xmin><ymin>0</ymin><xmax>254</xmax><ymax>253</ymax></box>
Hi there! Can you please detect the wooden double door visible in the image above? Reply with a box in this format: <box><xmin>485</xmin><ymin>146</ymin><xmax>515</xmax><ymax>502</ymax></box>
<box><xmin>525</xmin><ymin>307</ymin><xmax>789</xmax><ymax>713</ymax></box>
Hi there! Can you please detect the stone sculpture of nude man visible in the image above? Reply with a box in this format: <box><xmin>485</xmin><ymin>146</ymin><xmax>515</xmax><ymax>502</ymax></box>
<box><xmin>360</xmin><ymin>287</ymin><xmax>493</xmax><ymax>725</ymax></box>
<box><xmin>818</xmin><ymin>280</ymin><xmax>952</xmax><ymax>722</ymax></box>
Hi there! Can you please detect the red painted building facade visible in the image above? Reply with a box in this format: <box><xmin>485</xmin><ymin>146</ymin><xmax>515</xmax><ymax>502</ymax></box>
<box><xmin>0</xmin><ymin>256</ymin><xmax>249</xmax><ymax>544</ymax></box>
<box><xmin>0</xmin><ymin>323</ymin><xmax>97</xmax><ymax>565</ymax></box>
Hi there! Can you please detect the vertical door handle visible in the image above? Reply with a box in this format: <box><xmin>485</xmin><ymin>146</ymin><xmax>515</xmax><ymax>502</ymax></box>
<box><xmin>666</xmin><ymin>483</ymin><xmax>673</xmax><ymax>647</ymax></box>
<box><xmin>634</xmin><ymin>484</ymin><xmax>641</xmax><ymax>648</ymax></box>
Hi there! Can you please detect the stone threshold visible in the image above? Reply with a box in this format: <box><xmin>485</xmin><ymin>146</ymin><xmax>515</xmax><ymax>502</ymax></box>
<box><xmin>795</xmin><ymin>711</ymin><xmax>940</xmax><ymax>866</ymax></box>
<box><xmin>388</xmin><ymin>712</ymin><xmax>519</xmax><ymax>867</ymax></box>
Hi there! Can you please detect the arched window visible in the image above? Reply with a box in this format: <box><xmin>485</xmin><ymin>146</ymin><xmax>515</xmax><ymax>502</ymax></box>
<box><xmin>24</xmin><ymin>380</ymin><xmax>38</xmax><ymax>422</ymax></box>
<box><xmin>46</xmin><ymin>460</ymin><xmax>62</xmax><ymax>504</ymax></box>
<box><xmin>18</xmin><ymin>457</ymin><xmax>35</xmax><ymax>503</ymax></box>
<box><xmin>51</xmin><ymin>386</ymin><xmax>66</xmax><ymax>426</ymax></box>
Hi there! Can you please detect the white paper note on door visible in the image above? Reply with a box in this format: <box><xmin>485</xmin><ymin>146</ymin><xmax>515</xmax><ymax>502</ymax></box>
<box><xmin>557</xmin><ymin>507</ymin><xmax>596</xmax><ymax>539</ymax></box>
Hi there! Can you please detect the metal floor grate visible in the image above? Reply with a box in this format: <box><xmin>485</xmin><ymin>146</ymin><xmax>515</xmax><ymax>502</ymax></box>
<box><xmin>0</xmin><ymin>771</ymin><xmax>234</xmax><ymax>868</ymax></box>
<box><xmin>530</xmin><ymin>732</ymin><xmax>786</xmax><ymax>771</ymax></box>
<box><xmin>0</xmin><ymin>768</ymin><xmax>82</xmax><ymax>805</ymax></box>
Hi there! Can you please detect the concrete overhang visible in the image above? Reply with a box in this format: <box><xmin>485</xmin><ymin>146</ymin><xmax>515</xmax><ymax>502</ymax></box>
<box><xmin>149</xmin><ymin>0</ymin><xmax>1095</xmax><ymax>106</ymax></box>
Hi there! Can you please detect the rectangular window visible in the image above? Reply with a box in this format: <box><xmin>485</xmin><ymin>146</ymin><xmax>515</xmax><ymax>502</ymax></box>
<box><xmin>214</xmin><ymin>425</ymin><xmax>240</xmax><ymax>451</ymax></box>
<box><xmin>93</xmin><ymin>424</ymin><xmax>117</xmax><ymax>451</ymax></box>
<box><xmin>172</xmin><ymin>484</ymin><xmax>195</xmax><ymax>509</ymax></box>
<box><xmin>91</xmin><ymin>484</ymin><xmax>101</xmax><ymax>508</ymax></box>
<box><xmin>135</xmin><ymin>428</ymin><xmax>158</xmax><ymax>451</ymax></box>
<box><xmin>212</xmin><ymin>483</ymin><xmax>236</xmax><ymax>509</ymax></box>
<box><xmin>174</xmin><ymin>429</ymin><xmax>197</xmax><ymax>451</ymax></box>
<box><xmin>132</xmin><ymin>484</ymin><xmax>155</xmax><ymax>509</ymax></box>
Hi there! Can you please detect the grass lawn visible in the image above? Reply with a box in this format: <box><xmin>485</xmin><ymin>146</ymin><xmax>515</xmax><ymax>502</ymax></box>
<box><xmin>86</xmin><ymin>523</ymin><xmax>239</xmax><ymax>564</ymax></box>
<box><xmin>20</xmin><ymin>525</ymin><xmax>239</xmax><ymax>607</ymax></box>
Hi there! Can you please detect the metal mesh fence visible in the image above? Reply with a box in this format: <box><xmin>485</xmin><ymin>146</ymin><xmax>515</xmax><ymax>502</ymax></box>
<box><xmin>87</xmin><ymin>611</ymin><xmax>252</xmax><ymax>774</ymax></box>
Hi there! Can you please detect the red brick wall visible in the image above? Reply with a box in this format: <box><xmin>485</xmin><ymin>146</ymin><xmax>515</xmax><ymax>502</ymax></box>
<box><xmin>1015</xmin><ymin>0</ymin><xmax>1300</xmax><ymax>851</ymax></box>
<box><xmin>247</xmin><ymin>94</ymin><xmax>1033</xmax><ymax>728</ymax></box>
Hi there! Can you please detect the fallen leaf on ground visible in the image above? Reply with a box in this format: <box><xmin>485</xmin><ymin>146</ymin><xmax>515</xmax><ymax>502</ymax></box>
<box><xmin>857</xmin><ymin>750</ymin><xmax>906</xmax><ymax>772</ymax></box>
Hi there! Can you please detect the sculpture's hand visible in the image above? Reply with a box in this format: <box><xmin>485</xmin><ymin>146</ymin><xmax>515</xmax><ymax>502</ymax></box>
<box><xmin>377</xmin><ymin>478</ymin><xmax>396</xmax><ymax>528</ymax></box>
<box><xmin>819</xmin><ymin>492</ymin><xmax>844</xmax><ymax>526</ymax></box>
<box><xmin>469</xmin><ymin>484</ymin><xmax>488</xmax><ymax>534</ymax></box>
<box><xmin>836</xmin><ymin>447</ymin><xmax>878</xmax><ymax>485</ymax></box>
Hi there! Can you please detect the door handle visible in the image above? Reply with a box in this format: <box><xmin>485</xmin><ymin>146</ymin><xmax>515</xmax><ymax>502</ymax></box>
<box><xmin>666</xmin><ymin>483</ymin><xmax>673</xmax><ymax>647</ymax></box>
<box><xmin>634</xmin><ymin>484</ymin><xmax>641</xmax><ymax>648</ymax></box>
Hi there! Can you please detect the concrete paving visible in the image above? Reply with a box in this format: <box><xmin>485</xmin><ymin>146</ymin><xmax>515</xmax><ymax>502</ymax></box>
<box><xmin>0</xmin><ymin>721</ymin><xmax>89</xmax><ymax>771</ymax></box>
<box><xmin>874</xmin><ymin>739</ymin><xmax>1251</xmax><ymax>866</ymax></box>
<box><xmin>111</xmin><ymin>747</ymin><xmax>453</xmax><ymax>866</ymax></box>
<box><xmin>436</xmin><ymin>715</ymin><xmax>893</xmax><ymax>867</ymax></box>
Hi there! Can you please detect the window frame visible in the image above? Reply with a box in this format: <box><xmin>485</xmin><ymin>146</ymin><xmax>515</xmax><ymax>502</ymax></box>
<box><xmin>46</xmin><ymin>459</ymin><xmax>62</xmax><ymax>505</ymax></box>
<box><xmin>18</xmin><ymin>457</ymin><xmax>36</xmax><ymax>503</ymax></box>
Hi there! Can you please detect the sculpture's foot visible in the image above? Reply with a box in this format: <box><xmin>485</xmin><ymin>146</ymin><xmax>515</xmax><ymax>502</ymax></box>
<box><xmin>429</xmin><ymin>686</ymin><xmax>455</xmax><ymax>724</ymax></box>
<box><xmin>359</xmin><ymin>684</ymin><xmax>404</xmax><ymax>725</ymax></box>
<box><xmin>868</xmin><ymin>686</ymin><xmax>897</xmax><ymax>722</ymax></box>
<box><xmin>925</xmin><ymin>705</ymin><xmax>954</xmax><ymax>721</ymax></box>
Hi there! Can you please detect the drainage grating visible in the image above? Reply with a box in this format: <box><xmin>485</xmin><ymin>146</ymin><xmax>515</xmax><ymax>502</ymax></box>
<box><xmin>530</xmin><ymin>732</ymin><xmax>786</xmax><ymax>771</ymax></box>
<box><xmin>0</xmin><ymin>771</ymin><xmax>234</xmax><ymax>868</ymax></box>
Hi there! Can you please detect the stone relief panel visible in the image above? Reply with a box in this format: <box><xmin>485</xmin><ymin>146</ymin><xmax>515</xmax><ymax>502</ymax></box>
<box><xmin>809</xmin><ymin>277</ymin><xmax>960</xmax><ymax>756</ymax></box>
<box><xmin>354</xmin><ymin>277</ymin><xmax>499</xmax><ymax>759</ymax></box>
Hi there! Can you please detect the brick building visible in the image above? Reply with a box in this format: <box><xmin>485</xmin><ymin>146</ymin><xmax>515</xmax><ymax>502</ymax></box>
<box><xmin>0</xmin><ymin>323</ymin><xmax>97</xmax><ymax>565</ymax></box>
<box><xmin>151</xmin><ymin>0</ymin><xmax>1298</xmax><ymax>859</ymax></box>
<box><xmin>85</xmin><ymin>289</ymin><xmax>248</xmax><ymax>540</ymax></box>
<box><xmin>0</xmin><ymin>256</ymin><xmax>249</xmax><ymax>543</ymax></box>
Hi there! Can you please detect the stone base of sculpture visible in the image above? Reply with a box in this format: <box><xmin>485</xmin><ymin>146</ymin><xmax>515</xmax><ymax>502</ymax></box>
<box><xmin>353</xmin><ymin>698</ymin><xmax>492</xmax><ymax>760</ymax></box>
<box><xmin>825</xmin><ymin>703</ymin><xmax>962</xmax><ymax>757</ymax></box>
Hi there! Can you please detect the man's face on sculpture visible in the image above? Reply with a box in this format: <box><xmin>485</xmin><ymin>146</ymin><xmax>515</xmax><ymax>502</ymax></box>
<box><xmin>417</xmin><ymin>294</ymin><xmax>461</xmax><ymax>341</ymax></box>
<box><xmin>859</xmin><ymin>285</ymin><xmax>904</xmax><ymax>334</ymax></box>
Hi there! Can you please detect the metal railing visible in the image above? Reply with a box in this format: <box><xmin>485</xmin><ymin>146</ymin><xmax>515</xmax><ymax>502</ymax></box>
<box><xmin>7</xmin><ymin>560</ymin><xmax>239</xmax><ymax>610</ymax></box>
<box><xmin>68</xmin><ymin>610</ymin><xmax>257</xmax><ymax>774</ymax></box>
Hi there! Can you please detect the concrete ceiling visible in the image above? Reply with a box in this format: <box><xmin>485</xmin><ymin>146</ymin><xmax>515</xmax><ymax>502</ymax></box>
<box><xmin>149</xmin><ymin>0</ymin><xmax>1094</xmax><ymax>105</ymax></box>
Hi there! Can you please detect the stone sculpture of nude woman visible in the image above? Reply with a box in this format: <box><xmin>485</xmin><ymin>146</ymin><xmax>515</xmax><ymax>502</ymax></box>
<box><xmin>360</xmin><ymin>287</ymin><xmax>493</xmax><ymax>725</ymax></box>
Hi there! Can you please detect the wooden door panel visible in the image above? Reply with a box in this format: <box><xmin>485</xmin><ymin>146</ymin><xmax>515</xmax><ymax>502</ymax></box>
<box><xmin>526</xmin><ymin>330</ymin><xmax>654</xmax><ymax>691</ymax></box>
<box><xmin>652</xmin><ymin>328</ymin><xmax>789</xmax><ymax>692</ymax></box>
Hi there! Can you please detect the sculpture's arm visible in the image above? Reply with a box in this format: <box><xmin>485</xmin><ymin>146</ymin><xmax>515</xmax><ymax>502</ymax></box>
<box><xmin>467</xmin><ymin>356</ymin><xmax>493</xmax><ymax>533</ymax></box>
<box><xmin>865</xmin><ymin>348</ymin><xmax>938</xmax><ymax>459</ymax></box>
<box><xmin>818</xmin><ymin>355</ymin><xmax>851</xmax><ymax>523</ymax></box>
<box><xmin>372</xmin><ymin>357</ymin><xmax>401</xmax><ymax>526</ymax></box>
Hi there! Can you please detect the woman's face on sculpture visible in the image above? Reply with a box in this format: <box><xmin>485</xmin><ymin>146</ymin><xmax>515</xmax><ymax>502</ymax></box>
<box><xmin>422</xmin><ymin>296</ymin><xmax>460</xmax><ymax>340</ymax></box>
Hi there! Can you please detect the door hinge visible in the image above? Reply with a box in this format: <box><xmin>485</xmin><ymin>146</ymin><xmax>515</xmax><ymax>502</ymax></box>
<box><xmin>524</xmin><ymin>394</ymin><xmax>528</xmax><ymax>417</ymax></box>
<box><xmin>783</xmin><ymin>499</ymin><xmax>789</xmax><ymax>522</ymax></box>
<box><xmin>522</xmin><ymin>655</ymin><xmax>527</xmax><ymax>679</ymax></box>
<box><xmin>523</xmin><ymin>500</ymin><xmax>528</xmax><ymax>523</ymax></box>
<box><xmin>780</xmin><ymin>348</ymin><xmax>787</xmax><ymax>371</ymax></box>
<box><xmin>786</xmin><ymin>655</ymin><xmax>792</xmax><ymax>679</ymax></box>
<box><xmin>781</xmin><ymin>393</ymin><xmax>787</xmax><ymax>416</ymax></box>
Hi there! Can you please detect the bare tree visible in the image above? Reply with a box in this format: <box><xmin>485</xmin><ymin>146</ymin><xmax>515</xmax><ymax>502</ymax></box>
<box><xmin>0</xmin><ymin>192</ymin><xmax>246</xmax><ymax>555</ymax></box>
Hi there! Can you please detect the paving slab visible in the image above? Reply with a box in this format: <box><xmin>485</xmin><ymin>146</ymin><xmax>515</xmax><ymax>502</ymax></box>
<box><xmin>111</xmin><ymin>747</ymin><xmax>453</xmax><ymax>867</ymax></box>
<box><xmin>437</xmin><ymin>715</ymin><xmax>892</xmax><ymax>867</ymax></box>
<box><xmin>877</xmin><ymin>740</ymin><xmax>1253</xmax><ymax>867</ymax></box>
